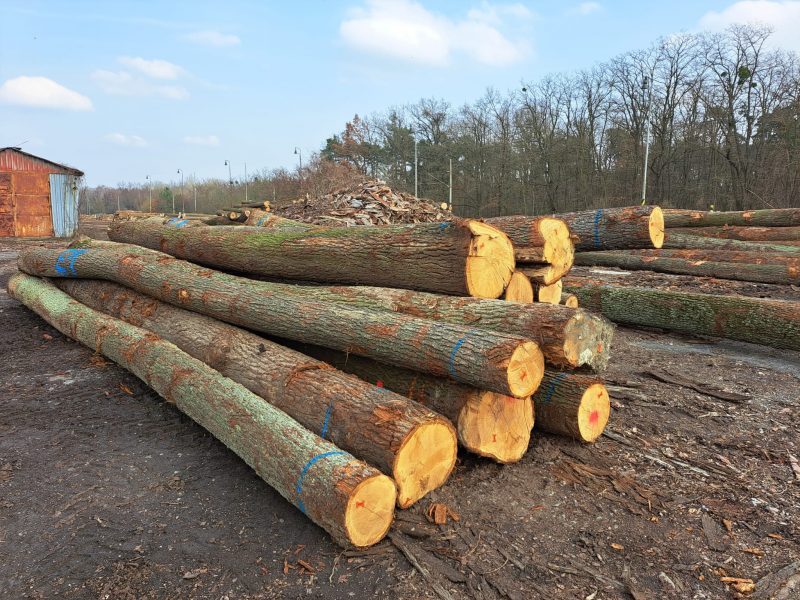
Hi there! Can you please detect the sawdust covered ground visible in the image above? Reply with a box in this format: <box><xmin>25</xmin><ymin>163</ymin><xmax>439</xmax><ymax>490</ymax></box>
<box><xmin>1</xmin><ymin>238</ymin><xmax>798</xmax><ymax>599</ymax></box>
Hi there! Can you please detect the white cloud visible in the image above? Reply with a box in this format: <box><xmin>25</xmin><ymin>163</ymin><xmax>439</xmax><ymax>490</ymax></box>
<box><xmin>699</xmin><ymin>1</ymin><xmax>800</xmax><ymax>51</ymax></box>
<box><xmin>105</xmin><ymin>133</ymin><xmax>148</xmax><ymax>147</ymax></box>
<box><xmin>182</xmin><ymin>30</ymin><xmax>241</xmax><ymax>47</ymax></box>
<box><xmin>573</xmin><ymin>2</ymin><xmax>601</xmax><ymax>15</ymax></box>
<box><xmin>339</xmin><ymin>0</ymin><xmax>529</xmax><ymax>67</ymax></box>
<box><xmin>183</xmin><ymin>135</ymin><xmax>220</xmax><ymax>146</ymax></box>
<box><xmin>0</xmin><ymin>76</ymin><xmax>92</xmax><ymax>110</ymax></box>
<box><xmin>92</xmin><ymin>69</ymin><xmax>189</xmax><ymax>99</ymax></box>
<box><xmin>119</xmin><ymin>56</ymin><xmax>184</xmax><ymax>79</ymax></box>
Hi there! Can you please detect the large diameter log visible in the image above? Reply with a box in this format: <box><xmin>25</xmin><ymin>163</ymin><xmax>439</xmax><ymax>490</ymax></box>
<box><xmin>551</xmin><ymin>206</ymin><xmax>664</xmax><ymax>251</ymax></box>
<box><xmin>503</xmin><ymin>271</ymin><xmax>534</xmax><ymax>303</ymax></box>
<box><xmin>107</xmin><ymin>217</ymin><xmax>516</xmax><ymax>299</ymax></box>
<box><xmin>293</xmin><ymin>345</ymin><xmax>534</xmax><ymax>464</ymax></box>
<box><xmin>533</xmin><ymin>372</ymin><xmax>610</xmax><ymax>442</ymax></box>
<box><xmin>54</xmin><ymin>278</ymin><xmax>457</xmax><ymax>508</ymax></box>
<box><xmin>661</xmin><ymin>232</ymin><xmax>800</xmax><ymax>255</ymax></box>
<box><xmin>564</xmin><ymin>281</ymin><xmax>800</xmax><ymax>351</ymax></box>
<box><xmin>669</xmin><ymin>225</ymin><xmax>800</xmax><ymax>242</ymax></box>
<box><xmin>574</xmin><ymin>251</ymin><xmax>799</xmax><ymax>286</ymax></box>
<box><xmin>18</xmin><ymin>246</ymin><xmax>543</xmax><ymax>398</ymax></box>
<box><xmin>486</xmin><ymin>217</ymin><xmax>574</xmax><ymax>284</ymax></box>
<box><xmin>7</xmin><ymin>273</ymin><xmax>396</xmax><ymax>547</ymax></box>
<box><xmin>663</xmin><ymin>208</ymin><xmax>800</xmax><ymax>228</ymax></box>
<box><xmin>533</xmin><ymin>280</ymin><xmax>562</xmax><ymax>305</ymax></box>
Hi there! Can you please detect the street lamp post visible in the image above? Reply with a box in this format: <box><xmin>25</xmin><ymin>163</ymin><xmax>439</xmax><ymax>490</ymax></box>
<box><xmin>224</xmin><ymin>160</ymin><xmax>233</xmax><ymax>185</ymax></box>
<box><xmin>145</xmin><ymin>175</ymin><xmax>152</xmax><ymax>212</ymax></box>
<box><xmin>244</xmin><ymin>161</ymin><xmax>248</xmax><ymax>204</ymax></box>
<box><xmin>294</xmin><ymin>147</ymin><xmax>302</xmax><ymax>174</ymax></box>
<box><xmin>641</xmin><ymin>76</ymin><xmax>651</xmax><ymax>205</ymax></box>
<box><xmin>448</xmin><ymin>158</ymin><xmax>452</xmax><ymax>212</ymax></box>
<box><xmin>193</xmin><ymin>172</ymin><xmax>197</xmax><ymax>212</ymax></box>
<box><xmin>413</xmin><ymin>132</ymin><xmax>418</xmax><ymax>197</ymax></box>
<box><xmin>176</xmin><ymin>169</ymin><xmax>183</xmax><ymax>213</ymax></box>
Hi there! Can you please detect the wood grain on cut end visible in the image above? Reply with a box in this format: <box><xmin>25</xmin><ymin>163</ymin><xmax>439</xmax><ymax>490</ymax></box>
<box><xmin>465</xmin><ymin>220</ymin><xmax>515</xmax><ymax>299</ymax></box>
<box><xmin>535</xmin><ymin>280</ymin><xmax>562</xmax><ymax>304</ymax></box>
<box><xmin>458</xmin><ymin>392</ymin><xmax>534</xmax><ymax>464</ymax></box>
<box><xmin>393</xmin><ymin>421</ymin><xmax>458</xmax><ymax>509</ymax></box>
<box><xmin>533</xmin><ymin>371</ymin><xmax>610</xmax><ymax>442</ymax></box>
<box><xmin>562</xmin><ymin>293</ymin><xmax>579</xmax><ymax>308</ymax></box>
<box><xmin>345</xmin><ymin>474</ymin><xmax>397</xmax><ymax>547</ymax></box>
<box><xmin>649</xmin><ymin>206</ymin><xmax>665</xmax><ymax>248</ymax></box>
<box><xmin>503</xmin><ymin>271</ymin><xmax>534</xmax><ymax>303</ymax></box>
<box><xmin>506</xmin><ymin>341</ymin><xmax>544</xmax><ymax>398</ymax></box>
<box><xmin>538</xmin><ymin>217</ymin><xmax>575</xmax><ymax>280</ymax></box>
<box><xmin>562</xmin><ymin>311</ymin><xmax>614</xmax><ymax>371</ymax></box>
<box><xmin>577</xmin><ymin>383</ymin><xmax>610</xmax><ymax>442</ymax></box>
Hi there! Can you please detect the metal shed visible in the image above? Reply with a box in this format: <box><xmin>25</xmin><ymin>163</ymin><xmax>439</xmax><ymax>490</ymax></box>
<box><xmin>0</xmin><ymin>147</ymin><xmax>84</xmax><ymax>238</ymax></box>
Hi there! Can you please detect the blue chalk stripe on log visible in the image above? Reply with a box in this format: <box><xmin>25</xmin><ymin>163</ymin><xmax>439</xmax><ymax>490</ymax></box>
<box><xmin>542</xmin><ymin>373</ymin><xmax>568</xmax><ymax>404</ymax></box>
<box><xmin>54</xmin><ymin>249</ymin><xmax>88</xmax><ymax>277</ymax></box>
<box><xmin>593</xmin><ymin>209</ymin><xmax>603</xmax><ymax>248</ymax></box>
<box><xmin>320</xmin><ymin>400</ymin><xmax>334</xmax><ymax>439</ymax></box>
<box><xmin>295</xmin><ymin>451</ymin><xmax>346</xmax><ymax>515</ymax></box>
<box><xmin>447</xmin><ymin>334</ymin><xmax>471</xmax><ymax>379</ymax></box>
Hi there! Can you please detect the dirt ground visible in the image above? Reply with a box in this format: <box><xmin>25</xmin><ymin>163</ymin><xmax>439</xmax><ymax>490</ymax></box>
<box><xmin>1</xmin><ymin>236</ymin><xmax>799</xmax><ymax>599</ymax></box>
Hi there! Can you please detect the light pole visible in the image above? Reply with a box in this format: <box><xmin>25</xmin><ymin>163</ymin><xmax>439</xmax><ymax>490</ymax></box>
<box><xmin>145</xmin><ymin>175</ymin><xmax>152</xmax><ymax>212</ymax></box>
<box><xmin>413</xmin><ymin>131</ymin><xmax>418</xmax><ymax>197</ymax></box>
<box><xmin>448</xmin><ymin>158</ymin><xmax>452</xmax><ymax>212</ymax></box>
<box><xmin>641</xmin><ymin>75</ymin><xmax>651</xmax><ymax>205</ymax></box>
<box><xmin>193</xmin><ymin>172</ymin><xmax>197</xmax><ymax>212</ymax></box>
<box><xmin>176</xmin><ymin>169</ymin><xmax>183</xmax><ymax>213</ymax></box>
<box><xmin>244</xmin><ymin>161</ymin><xmax>248</xmax><ymax>204</ymax></box>
<box><xmin>294</xmin><ymin>147</ymin><xmax>302</xmax><ymax>174</ymax></box>
<box><xmin>224</xmin><ymin>160</ymin><xmax>232</xmax><ymax>185</ymax></box>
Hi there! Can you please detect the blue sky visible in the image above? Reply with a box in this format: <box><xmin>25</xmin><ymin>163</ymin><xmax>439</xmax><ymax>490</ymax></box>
<box><xmin>1</xmin><ymin>0</ymin><xmax>798</xmax><ymax>186</ymax></box>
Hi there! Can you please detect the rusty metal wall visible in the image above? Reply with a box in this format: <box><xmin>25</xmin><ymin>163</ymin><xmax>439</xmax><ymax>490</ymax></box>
<box><xmin>0</xmin><ymin>173</ymin><xmax>12</xmax><ymax>237</ymax></box>
<box><xmin>12</xmin><ymin>172</ymin><xmax>54</xmax><ymax>237</ymax></box>
<box><xmin>0</xmin><ymin>149</ymin><xmax>78</xmax><ymax>174</ymax></box>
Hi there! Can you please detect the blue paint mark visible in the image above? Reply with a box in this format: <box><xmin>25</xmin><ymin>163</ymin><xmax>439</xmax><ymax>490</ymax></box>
<box><xmin>542</xmin><ymin>373</ymin><xmax>568</xmax><ymax>404</ymax></box>
<box><xmin>256</xmin><ymin>216</ymin><xmax>267</xmax><ymax>227</ymax></box>
<box><xmin>448</xmin><ymin>334</ymin><xmax>470</xmax><ymax>378</ymax></box>
<box><xmin>593</xmin><ymin>209</ymin><xmax>603</xmax><ymax>248</ymax></box>
<box><xmin>437</xmin><ymin>222</ymin><xmax>451</xmax><ymax>231</ymax></box>
<box><xmin>295</xmin><ymin>451</ymin><xmax>346</xmax><ymax>514</ymax></box>
<box><xmin>54</xmin><ymin>249</ymin><xmax>88</xmax><ymax>277</ymax></box>
<box><xmin>173</xmin><ymin>219</ymin><xmax>190</xmax><ymax>228</ymax></box>
<box><xmin>320</xmin><ymin>401</ymin><xmax>334</xmax><ymax>439</ymax></box>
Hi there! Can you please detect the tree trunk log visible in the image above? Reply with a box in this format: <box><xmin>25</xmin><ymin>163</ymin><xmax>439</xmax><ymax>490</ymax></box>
<box><xmin>18</xmin><ymin>245</ymin><xmax>543</xmax><ymax>398</ymax></box>
<box><xmin>574</xmin><ymin>251</ymin><xmax>799</xmax><ymax>286</ymax></box>
<box><xmin>485</xmin><ymin>217</ymin><xmax>574</xmax><ymax>284</ymax></box>
<box><xmin>7</xmin><ymin>273</ymin><xmax>396</xmax><ymax>548</ymax></box>
<box><xmin>291</xmin><ymin>344</ymin><xmax>534</xmax><ymax>464</ymax></box>
<box><xmin>621</xmin><ymin>248</ymin><xmax>800</xmax><ymax>269</ymax></box>
<box><xmin>107</xmin><ymin>217</ymin><xmax>516</xmax><ymax>299</ymax></box>
<box><xmin>668</xmin><ymin>225</ymin><xmax>800</xmax><ymax>242</ymax></box>
<box><xmin>663</xmin><ymin>208</ymin><xmax>800</xmax><ymax>228</ymax></box>
<box><xmin>533</xmin><ymin>280</ymin><xmax>562</xmax><ymax>305</ymax></box>
<box><xmin>54</xmin><ymin>278</ymin><xmax>457</xmax><ymax>508</ymax></box>
<box><xmin>503</xmin><ymin>271</ymin><xmax>534</xmax><ymax>303</ymax></box>
<box><xmin>564</xmin><ymin>281</ymin><xmax>800</xmax><ymax>350</ymax></box>
<box><xmin>533</xmin><ymin>371</ymin><xmax>609</xmax><ymax>442</ymax></box>
<box><xmin>549</xmin><ymin>206</ymin><xmax>664</xmax><ymax>251</ymax></box>
<box><xmin>561</xmin><ymin>293</ymin><xmax>579</xmax><ymax>308</ymax></box>
<box><xmin>661</xmin><ymin>232</ymin><xmax>800</xmax><ymax>255</ymax></box>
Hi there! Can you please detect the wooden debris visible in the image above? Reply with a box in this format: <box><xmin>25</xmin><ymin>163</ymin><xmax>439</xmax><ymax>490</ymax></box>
<box><xmin>644</xmin><ymin>370</ymin><xmax>750</xmax><ymax>403</ymax></box>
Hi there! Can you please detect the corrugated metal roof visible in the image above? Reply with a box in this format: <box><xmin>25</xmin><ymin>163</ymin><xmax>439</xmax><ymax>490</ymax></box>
<box><xmin>0</xmin><ymin>147</ymin><xmax>84</xmax><ymax>176</ymax></box>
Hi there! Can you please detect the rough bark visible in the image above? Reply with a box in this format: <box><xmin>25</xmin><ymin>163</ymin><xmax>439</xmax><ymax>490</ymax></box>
<box><xmin>18</xmin><ymin>245</ymin><xmax>542</xmax><ymax>397</ymax></box>
<box><xmin>669</xmin><ymin>225</ymin><xmax>800</xmax><ymax>242</ymax></box>
<box><xmin>7</xmin><ymin>273</ymin><xmax>396</xmax><ymax>548</ymax></box>
<box><xmin>533</xmin><ymin>371</ymin><xmax>609</xmax><ymax>442</ymax></box>
<box><xmin>622</xmin><ymin>248</ymin><xmax>800</xmax><ymax>269</ymax></box>
<box><xmin>663</xmin><ymin>208</ymin><xmax>800</xmax><ymax>228</ymax></box>
<box><xmin>54</xmin><ymin>278</ymin><xmax>457</xmax><ymax>508</ymax></box>
<box><xmin>291</xmin><ymin>344</ymin><xmax>535</xmax><ymax>464</ymax></box>
<box><xmin>661</xmin><ymin>232</ymin><xmax>800</xmax><ymax>255</ymax></box>
<box><xmin>574</xmin><ymin>251</ymin><xmax>799</xmax><ymax>286</ymax></box>
<box><xmin>549</xmin><ymin>206</ymin><xmax>664</xmax><ymax>251</ymax></box>
<box><xmin>564</xmin><ymin>281</ymin><xmax>800</xmax><ymax>350</ymax></box>
<box><xmin>503</xmin><ymin>271</ymin><xmax>534</xmax><ymax>303</ymax></box>
<box><xmin>107</xmin><ymin>217</ymin><xmax>516</xmax><ymax>299</ymax></box>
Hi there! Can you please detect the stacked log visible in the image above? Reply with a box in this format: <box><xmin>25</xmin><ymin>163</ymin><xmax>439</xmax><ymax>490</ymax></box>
<box><xmin>533</xmin><ymin>371</ymin><xmax>609</xmax><ymax>442</ymax></box>
<box><xmin>533</xmin><ymin>280</ymin><xmax>563</xmax><ymax>305</ymax></box>
<box><xmin>663</xmin><ymin>208</ymin><xmax>800</xmax><ymax>228</ymax></box>
<box><xmin>668</xmin><ymin>225</ymin><xmax>800</xmax><ymax>242</ymax></box>
<box><xmin>548</xmin><ymin>206</ymin><xmax>664</xmax><ymax>251</ymax></box>
<box><xmin>503</xmin><ymin>271</ymin><xmax>534</xmax><ymax>302</ymax></box>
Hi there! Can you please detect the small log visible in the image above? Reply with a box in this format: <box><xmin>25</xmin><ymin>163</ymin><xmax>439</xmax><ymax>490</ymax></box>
<box><xmin>18</xmin><ymin>245</ymin><xmax>544</xmax><ymax>398</ymax></box>
<box><xmin>564</xmin><ymin>281</ymin><xmax>800</xmax><ymax>350</ymax></box>
<box><xmin>533</xmin><ymin>280</ymin><xmax>562</xmax><ymax>305</ymax></box>
<box><xmin>55</xmin><ymin>278</ymin><xmax>457</xmax><ymax>508</ymax></box>
<box><xmin>7</xmin><ymin>273</ymin><xmax>396</xmax><ymax>548</ymax></box>
<box><xmin>243</xmin><ymin>210</ymin><xmax>312</xmax><ymax>229</ymax></box>
<box><xmin>550</xmin><ymin>206</ymin><xmax>664</xmax><ymax>251</ymax></box>
<box><xmin>561</xmin><ymin>293</ymin><xmax>579</xmax><ymax>308</ymax></box>
<box><xmin>574</xmin><ymin>251</ymin><xmax>799</xmax><ymax>286</ymax></box>
<box><xmin>107</xmin><ymin>218</ymin><xmax>516</xmax><ymax>299</ymax></box>
<box><xmin>663</xmin><ymin>208</ymin><xmax>800</xmax><ymax>228</ymax></box>
<box><xmin>293</xmin><ymin>345</ymin><xmax>535</xmax><ymax>464</ymax></box>
<box><xmin>533</xmin><ymin>371</ymin><xmax>610</xmax><ymax>442</ymax></box>
<box><xmin>661</xmin><ymin>232</ymin><xmax>800</xmax><ymax>255</ymax></box>
<box><xmin>669</xmin><ymin>225</ymin><xmax>800</xmax><ymax>242</ymax></box>
<box><xmin>503</xmin><ymin>271</ymin><xmax>534</xmax><ymax>303</ymax></box>
<box><xmin>622</xmin><ymin>248</ymin><xmax>800</xmax><ymax>269</ymax></box>
<box><xmin>486</xmin><ymin>217</ymin><xmax>574</xmax><ymax>284</ymax></box>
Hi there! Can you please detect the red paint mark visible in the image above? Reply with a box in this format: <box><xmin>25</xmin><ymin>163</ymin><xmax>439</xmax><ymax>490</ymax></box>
<box><xmin>492</xmin><ymin>434</ymin><xmax>497</xmax><ymax>442</ymax></box>
<box><xmin>376</xmin><ymin>380</ymin><xmax>384</xmax><ymax>388</ymax></box>
<box><xmin>356</xmin><ymin>501</ymin><xmax>366</xmax><ymax>508</ymax></box>
<box><xmin>519</xmin><ymin>371</ymin><xmax>527</xmax><ymax>381</ymax></box>
<box><xmin>589</xmin><ymin>411</ymin><xmax>599</xmax><ymax>425</ymax></box>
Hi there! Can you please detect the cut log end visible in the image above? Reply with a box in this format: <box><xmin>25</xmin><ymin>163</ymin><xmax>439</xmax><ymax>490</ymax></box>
<box><xmin>562</xmin><ymin>293</ymin><xmax>579</xmax><ymax>308</ymax></box>
<box><xmin>503</xmin><ymin>271</ymin><xmax>534</xmax><ymax>303</ymax></box>
<box><xmin>458</xmin><ymin>392</ymin><xmax>534</xmax><ymax>464</ymax></box>
<box><xmin>562</xmin><ymin>311</ymin><xmax>614</xmax><ymax>371</ymax></box>
<box><xmin>650</xmin><ymin>206</ymin><xmax>665</xmax><ymax>249</ymax></box>
<box><xmin>345</xmin><ymin>474</ymin><xmax>397</xmax><ymax>547</ymax></box>
<box><xmin>465</xmin><ymin>221</ymin><xmax>516</xmax><ymax>299</ymax></box>
<box><xmin>507</xmin><ymin>341</ymin><xmax>545</xmax><ymax>398</ymax></box>
<box><xmin>535</xmin><ymin>280</ymin><xmax>563</xmax><ymax>304</ymax></box>
<box><xmin>394</xmin><ymin>420</ymin><xmax>458</xmax><ymax>509</ymax></box>
<box><xmin>539</xmin><ymin>217</ymin><xmax>575</xmax><ymax>280</ymax></box>
<box><xmin>577</xmin><ymin>383</ymin><xmax>610</xmax><ymax>442</ymax></box>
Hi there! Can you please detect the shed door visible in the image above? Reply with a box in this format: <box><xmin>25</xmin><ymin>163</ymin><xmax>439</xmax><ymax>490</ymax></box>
<box><xmin>50</xmin><ymin>174</ymin><xmax>79</xmax><ymax>238</ymax></box>
<box><xmin>0</xmin><ymin>173</ymin><xmax>12</xmax><ymax>237</ymax></box>
<box><xmin>13</xmin><ymin>172</ymin><xmax>54</xmax><ymax>237</ymax></box>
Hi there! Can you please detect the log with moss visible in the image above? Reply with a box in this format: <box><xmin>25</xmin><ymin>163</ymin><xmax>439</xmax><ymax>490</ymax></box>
<box><xmin>564</xmin><ymin>281</ymin><xmax>800</xmax><ymax>350</ymax></box>
<box><xmin>661</xmin><ymin>232</ymin><xmax>800</xmax><ymax>255</ymax></box>
<box><xmin>7</xmin><ymin>273</ymin><xmax>396</xmax><ymax>547</ymax></box>
<box><xmin>574</xmin><ymin>251</ymin><xmax>799</xmax><ymax>285</ymax></box>
<box><xmin>55</xmin><ymin>278</ymin><xmax>457</xmax><ymax>508</ymax></box>
<box><xmin>533</xmin><ymin>280</ymin><xmax>563</xmax><ymax>305</ymax></box>
<box><xmin>108</xmin><ymin>217</ymin><xmax>516</xmax><ymax>299</ymax></box>
<box><xmin>18</xmin><ymin>245</ymin><xmax>543</xmax><ymax>398</ymax></box>
<box><xmin>669</xmin><ymin>225</ymin><xmax>800</xmax><ymax>242</ymax></box>
<box><xmin>549</xmin><ymin>206</ymin><xmax>664</xmax><ymax>251</ymax></box>
<box><xmin>503</xmin><ymin>271</ymin><xmax>534</xmax><ymax>303</ymax></box>
<box><xmin>291</xmin><ymin>344</ymin><xmax>534</xmax><ymax>464</ymax></box>
<box><xmin>533</xmin><ymin>371</ymin><xmax>609</xmax><ymax>442</ymax></box>
<box><xmin>485</xmin><ymin>217</ymin><xmax>574</xmax><ymax>284</ymax></box>
<box><xmin>663</xmin><ymin>208</ymin><xmax>800</xmax><ymax>228</ymax></box>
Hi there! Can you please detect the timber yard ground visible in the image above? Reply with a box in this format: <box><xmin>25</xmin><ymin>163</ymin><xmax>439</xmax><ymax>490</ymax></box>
<box><xmin>1</xmin><ymin>233</ymin><xmax>799</xmax><ymax>600</ymax></box>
